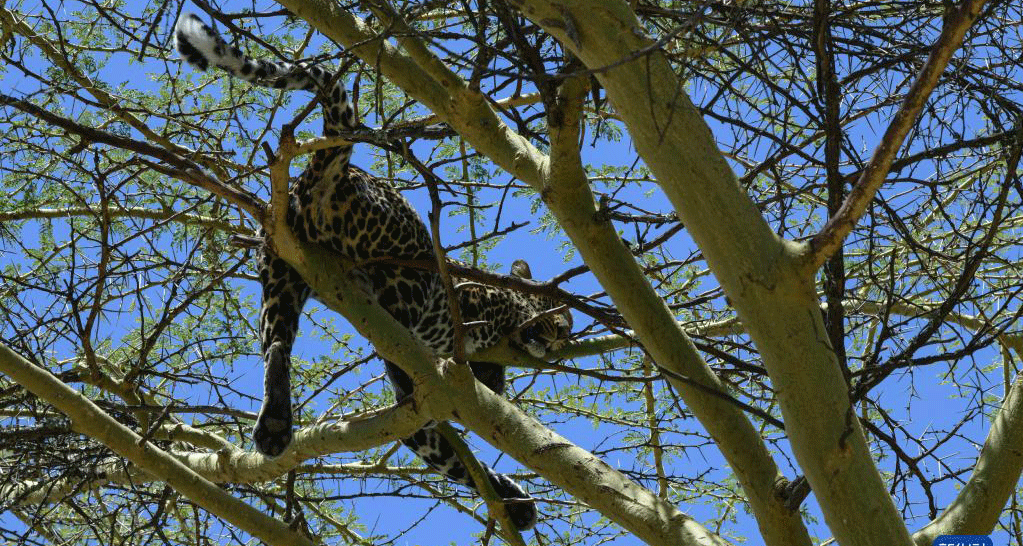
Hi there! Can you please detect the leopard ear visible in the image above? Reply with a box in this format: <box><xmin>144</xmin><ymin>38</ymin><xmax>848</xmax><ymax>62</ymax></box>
<box><xmin>510</xmin><ymin>259</ymin><xmax>532</xmax><ymax>280</ymax></box>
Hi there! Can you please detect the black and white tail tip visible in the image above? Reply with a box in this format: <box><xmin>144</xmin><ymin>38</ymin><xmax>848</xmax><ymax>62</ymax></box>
<box><xmin>173</xmin><ymin>13</ymin><xmax>224</xmax><ymax>72</ymax></box>
<box><xmin>173</xmin><ymin>13</ymin><xmax>322</xmax><ymax>92</ymax></box>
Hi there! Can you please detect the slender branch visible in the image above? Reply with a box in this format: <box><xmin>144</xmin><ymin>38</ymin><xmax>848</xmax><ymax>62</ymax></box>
<box><xmin>642</xmin><ymin>356</ymin><xmax>668</xmax><ymax>498</ymax></box>
<box><xmin>402</xmin><ymin>144</ymin><xmax>470</xmax><ymax>362</ymax></box>
<box><xmin>805</xmin><ymin>0</ymin><xmax>989</xmax><ymax>271</ymax></box>
<box><xmin>0</xmin><ymin>93</ymin><xmax>264</xmax><ymax>220</ymax></box>
<box><xmin>0</xmin><ymin>206</ymin><xmax>252</xmax><ymax>234</ymax></box>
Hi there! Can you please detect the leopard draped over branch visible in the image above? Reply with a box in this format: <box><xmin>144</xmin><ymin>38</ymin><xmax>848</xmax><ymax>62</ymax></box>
<box><xmin>173</xmin><ymin>13</ymin><xmax>572</xmax><ymax>531</ymax></box>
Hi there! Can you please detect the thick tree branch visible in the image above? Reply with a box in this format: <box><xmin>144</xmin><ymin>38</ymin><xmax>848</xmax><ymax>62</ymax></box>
<box><xmin>913</xmin><ymin>360</ymin><xmax>1023</xmax><ymax>544</ymax></box>
<box><xmin>538</xmin><ymin>61</ymin><xmax>812</xmax><ymax>546</ymax></box>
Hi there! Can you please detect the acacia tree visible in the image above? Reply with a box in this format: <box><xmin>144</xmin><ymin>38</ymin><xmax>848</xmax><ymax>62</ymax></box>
<box><xmin>1</xmin><ymin>0</ymin><xmax>1022</xmax><ymax>545</ymax></box>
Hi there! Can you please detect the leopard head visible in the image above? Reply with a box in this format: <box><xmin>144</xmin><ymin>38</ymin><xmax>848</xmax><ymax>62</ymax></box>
<box><xmin>508</xmin><ymin>259</ymin><xmax>573</xmax><ymax>358</ymax></box>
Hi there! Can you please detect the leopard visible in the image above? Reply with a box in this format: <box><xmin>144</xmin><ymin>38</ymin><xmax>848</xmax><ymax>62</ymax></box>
<box><xmin>174</xmin><ymin>13</ymin><xmax>572</xmax><ymax>531</ymax></box>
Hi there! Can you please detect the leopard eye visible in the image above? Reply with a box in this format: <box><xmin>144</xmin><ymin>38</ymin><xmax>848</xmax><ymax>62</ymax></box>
<box><xmin>521</xmin><ymin>324</ymin><xmax>540</xmax><ymax>340</ymax></box>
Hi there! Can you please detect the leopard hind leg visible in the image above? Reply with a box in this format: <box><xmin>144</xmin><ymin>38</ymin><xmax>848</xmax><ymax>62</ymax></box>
<box><xmin>384</xmin><ymin>361</ymin><xmax>537</xmax><ymax>530</ymax></box>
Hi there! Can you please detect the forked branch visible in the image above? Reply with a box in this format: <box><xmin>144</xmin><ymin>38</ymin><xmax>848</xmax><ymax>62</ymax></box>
<box><xmin>805</xmin><ymin>0</ymin><xmax>989</xmax><ymax>271</ymax></box>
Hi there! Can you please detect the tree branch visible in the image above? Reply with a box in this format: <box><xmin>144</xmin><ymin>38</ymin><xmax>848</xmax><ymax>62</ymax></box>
<box><xmin>0</xmin><ymin>341</ymin><xmax>316</xmax><ymax>546</ymax></box>
<box><xmin>538</xmin><ymin>54</ymin><xmax>811</xmax><ymax>546</ymax></box>
<box><xmin>806</xmin><ymin>0</ymin><xmax>989</xmax><ymax>271</ymax></box>
<box><xmin>913</xmin><ymin>355</ymin><xmax>1023</xmax><ymax>544</ymax></box>
<box><xmin>513</xmin><ymin>1</ymin><xmax>916</xmax><ymax>544</ymax></box>
<box><xmin>0</xmin><ymin>93</ymin><xmax>264</xmax><ymax>221</ymax></box>
<box><xmin>0</xmin><ymin>206</ymin><xmax>252</xmax><ymax>235</ymax></box>
<box><xmin>1</xmin><ymin>399</ymin><xmax>429</xmax><ymax>507</ymax></box>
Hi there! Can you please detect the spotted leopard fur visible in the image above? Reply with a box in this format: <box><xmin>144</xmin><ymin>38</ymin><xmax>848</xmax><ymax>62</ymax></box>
<box><xmin>174</xmin><ymin>14</ymin><xmax>572</xmax><ymax>531</ymax></box>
